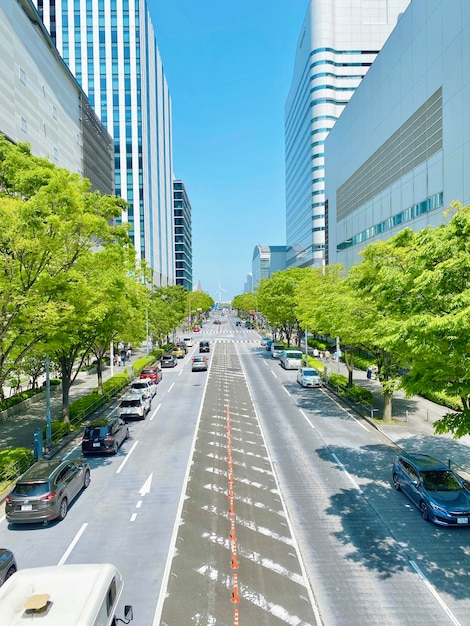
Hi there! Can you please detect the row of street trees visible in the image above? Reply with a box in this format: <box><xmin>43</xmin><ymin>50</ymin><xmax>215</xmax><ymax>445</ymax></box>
<box><xmin>0</xmin><ymin>135</ymin><xmax>213</xmax><ymax>422</ymax></box>
<box><xmin>234</xmin><ymin>202</ymin><xmax>470</xmax><ymax>438</ymax></box>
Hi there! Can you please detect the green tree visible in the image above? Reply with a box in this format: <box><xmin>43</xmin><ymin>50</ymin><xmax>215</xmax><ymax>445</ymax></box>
<box><xmin>257</xmin><ymin>268</ymin><xmax>309</xmax><ymax>346</ymax></box>
<box><xmin>0</xmin><ymin>136</ymin><xmax>126</xmax><ymax>400</ymax></box>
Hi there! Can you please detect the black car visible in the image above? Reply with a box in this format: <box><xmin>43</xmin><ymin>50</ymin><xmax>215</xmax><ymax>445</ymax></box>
<box><xmin>0</xmin><ymin>549</ymin><xmax>17</xmax><ymax>587</ymax></box>
<box><xmin>161</xmin><ymin>353</ymin><xmax>178</xmax><ymax>367</ymax></box>
<box><xmin>5</xmin><ymin>458</ymin><xmax>91</xmax><ymax>525</ymax></box>
<box><xmin>199</xmin><ymin>341</ymin><xmax>210</xmax><ymax>353</ymax></box>
<box><xmin>82</xmin><ymin>417</ymin><xmax>129</xmax><ymax>456</ymax></box>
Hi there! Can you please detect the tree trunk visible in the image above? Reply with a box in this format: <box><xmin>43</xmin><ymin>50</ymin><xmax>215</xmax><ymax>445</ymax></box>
<box><xmin>60</xmin><ymin>358</ymin><xmax>72</xmax><ymax>424</ymax></box>
<box><xmin>96</xmin><ymin>358</ymin><xmax>103</xmax><ymax>395</ymax></box>
<box><xmin>382</xmin><ymin>391</ymin><xmax>393</xmax><ymax>420</ymax></box>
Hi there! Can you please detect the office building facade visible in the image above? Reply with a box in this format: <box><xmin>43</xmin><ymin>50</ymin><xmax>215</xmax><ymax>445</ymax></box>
<box><xmin>285</xmin><ymin>0</ymin><xmax>410</xmax><ymax>270</ymax></box>
<box><xmin>34</xmin><ymin>0</ymin><xmax>174</xmax><ymax>286</ymax></box>
<box><xmin>252</xmin><ymin>245</ymin><xmax>287</xmax><ymax>289</ymax></box>
<box><xmin>325</xmin><ymin>0</ymin><xmax>469</xmax><ymax>270</ymax></box>
<box><xmin>173</xmin><ymin>180</ymin><xmax>193</xmax><ymax>292</ymax></box>
<box><xmin>1</xmin><ymin>0</ymin><xmax>113</xmax><ymax>195</ymax></box>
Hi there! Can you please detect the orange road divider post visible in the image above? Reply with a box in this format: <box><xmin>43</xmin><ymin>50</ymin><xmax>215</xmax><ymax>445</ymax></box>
<box><xmin>231</xmin><ymin>543</ymin><xmax>239</xmax><ymax>570</ymax></box>
<box><xmin>231</xmin><ymin>573</ymin><xmax>240</xmax><ymax>603</ymax></box>
<box><xmin>230</xmin><ymin>518</ymin><xmax>237</xmax><ymax>542</ymax></box>
<box><xmin>234</xmin><ymin>609</ymin><xmax>239</xmax><ymax>625</ymax></box>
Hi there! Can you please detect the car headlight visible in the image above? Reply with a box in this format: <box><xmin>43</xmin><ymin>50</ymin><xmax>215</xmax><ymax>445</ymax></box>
<box><xmin>429</xmin><ymin>501</ymin><xmax>448</xmax><ymax>514</ymax></box>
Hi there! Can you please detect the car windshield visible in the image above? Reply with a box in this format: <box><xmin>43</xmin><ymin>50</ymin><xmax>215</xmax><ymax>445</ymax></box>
<box><xmin>162</xmin><ymin>356</ymin><xmax>172</xmax><ymax>360</ymax></box>
<box><xmin>132</xmin><ymin>382</ymin><xmax>146</xmax><ymax>389</ymax></box>
<box><xmin>12</xmin><ymin>482</ymin><xmax>50</xmax><ymax>497</ymax></box>
<box><xmin>287</xmin><ymin>353</ymin><xmax>302</xmax><ymax>359</ymax></box>
<box><xmin>141</xmin><ymin>369</ymin><xmax>155</xmax><ymax>375</ymax></box>
<box><xmin>304</xmin><ymin>370</ymin><xmax>318</xmax><ymax>376</ymax></box>
<box><xmin>420</xmin><ymin>470</ymin><xmax>462</xmax><ymax>491</ymax></box>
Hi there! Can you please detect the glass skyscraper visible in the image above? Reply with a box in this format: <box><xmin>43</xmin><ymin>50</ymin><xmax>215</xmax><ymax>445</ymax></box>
<box><xmin>285</xmin><ymin>0</ymin><xmax>410</xmax><ymax>269</ymax></box>
<box><xmin>33</xmin><ymin>0</ymin><xmax>174</xmax><ymax>286</ymax></box>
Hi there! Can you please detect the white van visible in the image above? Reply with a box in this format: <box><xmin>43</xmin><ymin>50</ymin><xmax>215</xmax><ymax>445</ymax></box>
<box><xmin>280</xmin><ymin>349</ymin><xmax>303</xmax><ymax>369</ymax></box>
<box><xmin>0</xmin><ymin>563</ymin><xmax>133</xmax><ymax>625</ymax></box>
<box><xmin>270</xmin><ymin>342</ymin><xmax>285</xmax><ymax>359</ymax></box>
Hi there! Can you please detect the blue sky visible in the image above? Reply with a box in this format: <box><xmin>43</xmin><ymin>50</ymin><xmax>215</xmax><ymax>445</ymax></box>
<box><xmin>147</xmin><ymin>1</ymin><xmax>309</xmax><ymax>302</ymax></box>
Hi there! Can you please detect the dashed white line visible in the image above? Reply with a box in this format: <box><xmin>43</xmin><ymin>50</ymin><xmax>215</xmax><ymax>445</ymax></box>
<box><xmin>116</xmin><ymin>440</ymin><xmax>138</xmax><ymax>474</ymax></box>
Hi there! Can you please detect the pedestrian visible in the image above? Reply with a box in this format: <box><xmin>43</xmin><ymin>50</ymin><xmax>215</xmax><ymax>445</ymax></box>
<box><xmin>126</xmin><ymin>348</ymin><xmax>131</xmax><ymax>362</ymax></box>
<box><xmin>121</xmin><ymin>350</ymin><xmax>127</xmax><ymax>365</ymax></box>
<box><xmin>313</xmin><ymin>348</ymin><xmax>319</xmax><ymax>358</ymax></box>
<box><xmin>325</xmin><ymin>350</ymin><xmax>331</xmax><ymax>362</ymax></box>
<box><xmin>367</xmin><ymin>365</ymin><xmax>372</xmax><ymax>380</ymax></box>
<box><xmin>117</xmin><ymin>354</ymin><xmax>122</xmax><ymax>367</ymax></box>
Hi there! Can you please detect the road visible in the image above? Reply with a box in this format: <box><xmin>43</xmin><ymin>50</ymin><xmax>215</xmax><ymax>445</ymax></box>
<box><xmin>0</xmin><ymin>313</ymin><xmax>469</xmax><ymax>625</ymax></box>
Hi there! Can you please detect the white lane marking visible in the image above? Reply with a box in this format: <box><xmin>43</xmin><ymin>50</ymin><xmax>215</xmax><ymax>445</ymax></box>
<box><xmin>331</xmin><ymin>453</ymin><xmax>363</xmax><ymax>493</ymax></box>
<box><xmin>271</xmin><ymin>370</ymin><xmax>278</xmax><ymax>379</ymax></box>
<box><xmin>168</xmin><ymin>382</ymin><xmax>175</xmax><ymax>392</ymax></box>
<box><xmin>150</xmin><ymin>403</ymin><xmax>161</xmax><ymax>421</ymax></box>
<box><xmin>237</xmin><ymin>344</ymin><xmax>323</xmax><ymax>626</ymax></box>
<box><xmin>130</xmin><ymin>513</ymin><xmax>137</xmax><ymax>522</ymax></box>
<box><xmin>202</xmin><ymin>532</ymin><xmax>305</xmax><ymax>585</ymax></box>
<box><xmin>58</xmin><ymin>523</ymin><xmax>88</xmax><ymax>565</ymax></box>
<box><xmin>410</xmin><ymin>560</ymin><xmax>462</xmax><ymax>626</ymax></box>
<box><xmin>152</xmin><ymin>350</ymin><xmax>213</xmax><ymax>626</ymax></box>
<box><xmin>196</xmin><ymin>565</ymin><xmax>315</xmax><ymax>626</ymax></box>
<box><xmin>116</xmin><ymin>440</ymin><xmax>138</xmax><ymax>474</ymax></box>
<box><xmin>139</xmin><ymin>472</ymin><xmax>153</xmax><ymax>496</ymax></box>
<box><xmin>136</xmin><ymin>500</ymin><xmax>143</xmax><ymax>508</ymax></box>
<box><xmin>282</xmin><ymin>385</ymin><xmax>290</xmax><ymax>396</ymax></box>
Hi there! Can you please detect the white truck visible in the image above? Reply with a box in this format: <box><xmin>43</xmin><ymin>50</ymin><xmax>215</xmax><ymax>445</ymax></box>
<box><xmin>0</xmin><ymin>563</ymin><xmax>133</xmax><ymax>625</ymax></box>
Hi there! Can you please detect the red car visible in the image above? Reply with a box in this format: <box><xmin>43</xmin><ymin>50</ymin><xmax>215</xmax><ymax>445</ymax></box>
<box><xmin>193</xmin><ymin>326</ymin><xmax>201</xmax><ymax>333</ymax></box>
<box><xmin>140</xmin><ymin>366</ymin><xmax>163</xmax><ymax>384</ymax></box>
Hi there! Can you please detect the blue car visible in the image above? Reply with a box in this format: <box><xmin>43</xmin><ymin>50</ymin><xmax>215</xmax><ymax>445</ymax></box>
<box><xmin>392</xmin><ymin>453</ymin><xmax>470</xmax><ymax>526</ymax></box>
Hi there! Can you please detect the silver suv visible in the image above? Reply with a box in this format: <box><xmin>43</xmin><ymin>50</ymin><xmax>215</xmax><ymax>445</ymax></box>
<box><xmin>117</xmin><ymin>392</ymin><xmax>150</xmax><ymax>420</ymax></box>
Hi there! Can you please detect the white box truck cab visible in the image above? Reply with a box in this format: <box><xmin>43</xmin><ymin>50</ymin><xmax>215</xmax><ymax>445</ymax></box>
<box><xmin>0</xmin><ymin>563</ymin><xmax>133</xmax><ymax>625</ymax></box>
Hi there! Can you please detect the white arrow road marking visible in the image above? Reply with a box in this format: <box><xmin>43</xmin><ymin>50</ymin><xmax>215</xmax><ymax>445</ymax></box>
<box><xmin>139</xmin><ymin>472</ymin><xmax>153</xmax><ymax>496</ymax></box>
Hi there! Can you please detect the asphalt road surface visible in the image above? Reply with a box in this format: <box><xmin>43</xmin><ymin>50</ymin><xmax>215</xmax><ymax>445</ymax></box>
<box><xmin>1</xmin><ymin>314</ymin><xmax>470</xmax><ymax>625</ymax></box>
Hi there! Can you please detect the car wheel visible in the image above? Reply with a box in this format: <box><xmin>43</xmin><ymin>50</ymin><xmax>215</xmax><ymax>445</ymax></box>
<box><xmin>58</xmin><ymin>498</ymin><xmax>68</xmax><ymax>521</ymax></box>
<box><xmin>420</xmin><ymin>501</ymin><xmax>429</xmax><ymax>521</ymax></box>
<box><xmin>113</xmin><ymin>442</ymin><xmax>119</xmax><ymax>454</ymax></box>
<box><xmin>83</xmin><ymin>469</ymin><xmax>91</xmax><ymax>489</ymax></box>
<box><xmin>5</xmin><ymin>564</ymin><xmax>17</xmax><ymax>581</ymax></box>
<box><xmin>392</xmin><ymin>474</ymin><xmax>401</xmax><ymax>491</ymax></box>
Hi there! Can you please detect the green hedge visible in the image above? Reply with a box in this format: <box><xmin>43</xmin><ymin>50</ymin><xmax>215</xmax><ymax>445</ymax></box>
<box><xmin>0</xmin><ymin>447</ymin><xmax>35</xmax><ymax>489</ymax></box>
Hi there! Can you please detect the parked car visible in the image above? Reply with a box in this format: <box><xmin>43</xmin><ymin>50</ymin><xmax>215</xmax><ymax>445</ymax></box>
<box><xmin>172</xmin><ymin>345</ymin><xmax>185</xmax><ymax>359</ymax></box>
<box><xmin>183</xmin><ymin>336</ymin><xmax>194</xmax><ymax>347</ymax></box>
<box><xmin>245</xmin><ymin>322</ymin><xmax>254</xmax><ymax>329</ymax></box>
<box><xmin>297</xmin><ymin>367</ymin><xmax>322</xmax><ymax>387</ymax></box>
<box><xmin>271</xmin><ymin>342</ymin><xmax>285</xmax><ymax>358</ymax></box>
<box><xmin>199</xmin><ymin>341</ymin><xmax>210</xmax><ymax>353</ymax></box>
<box><xmin>193</xmin><ymin>326</ymin><xmax>201</xmax><ymax>333</ymax></box>
<box><xmin>260</xmin><ymin>337</ymin><xmax>271</xmax><ymax>346</ymax></box>
<box><xmin>392</xmin><ymin>453</ymin><xmax>470</xmax><ymax>525</ymax></box>
<box><xmin>160</xmin><ymin>353</ymin><xmax>178</xmax><ymax>368</ymax></box>
<box><xmin>117</xmin><ymin>393</ymin><xmax>150</xmax><ymax>420</ymax></box>
<box><xmin>0</xmin><ymin>549</ymin><xmax>17</xmax><ymax>587</ymax></box>
<box><xmin>82</xmin><ymin>417</ymin><xmax>129</xmax><ymax>456</ymax></box>
<box><xmin>140</xmin><ymin>366</ymin><xmax>162</xmax><ymax>384</ymax></box>
<box><xmin>192</xmin><ymin>355</ymin><xmax>208</xmax><ymax>372</ymax></box>
<box><xmin>130</xmin><ymin>378</ymin><xmax>157</xmax><ymax>399</ymax></box>
<box><xmin>5</xmin><ymin>458</ymin><xmax>91</xmax><ymax>525</ymax></box>
<box><xmin>265</xmin><ymin>339</ymin><xmax>273</xmax><ymax>351</ymax></box>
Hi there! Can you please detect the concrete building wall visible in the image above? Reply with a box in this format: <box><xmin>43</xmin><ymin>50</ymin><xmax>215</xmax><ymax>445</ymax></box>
<box><xmin>325</xmin><ymin>0</ymin><xmax>469</xmax><ymax>270</ymax></box>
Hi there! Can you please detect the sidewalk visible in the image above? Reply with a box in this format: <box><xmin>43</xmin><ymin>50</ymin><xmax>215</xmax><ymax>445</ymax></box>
<box><xmin>326</xmin><ymin>357</ymin><xmax>470</xmax><ymax>478</ymax></box>
<box><xmin>0</xmin><ymin>346</ymin><xmax>147</xmax><ymax>452</ymax></box>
